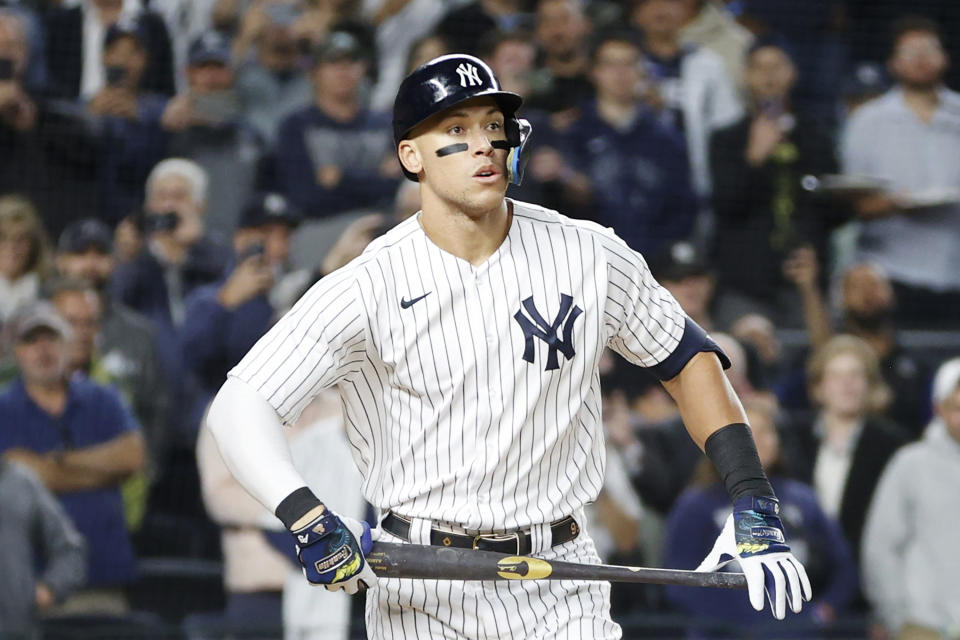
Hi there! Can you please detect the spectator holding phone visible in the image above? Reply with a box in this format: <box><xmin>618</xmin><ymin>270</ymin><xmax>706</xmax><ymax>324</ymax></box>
<box><xmin>233</xmin><ymin>1</ymin><xmax>313</xmax><ymax>145</ymax></box>
<box><xmin>1</xmin><ymin>10</ymin><xmax>99</xmax><ymax>236</ymax></box>
<box><xmin>44</xmin><ymin>0</ymin><xmax>175</xmax><ymax>100</ymax></box>
<box><xmin>163</xmin><ymin>31</ymin><xmax>263</xmax><ymax>237</ymax></box>
<box><xmin>89</xmin><ymin>18</ymin><xmax>170</xmax><ymax>224</ymax></box>
<box><xmin>179</xmin><ymin>191</ymin><xmax>302</xmax><ymax>407</ymax></box>
<box><xmin>709</xmin><ymin>37</ymin><xmax>843</xmax><ymax>327</ymax></box>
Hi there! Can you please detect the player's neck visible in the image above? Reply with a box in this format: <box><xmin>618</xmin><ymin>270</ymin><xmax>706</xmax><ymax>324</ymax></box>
<box><xmin>418</xmin><ymin>195</ymin><xmax>512</xmax><ymax>266</ymax></box>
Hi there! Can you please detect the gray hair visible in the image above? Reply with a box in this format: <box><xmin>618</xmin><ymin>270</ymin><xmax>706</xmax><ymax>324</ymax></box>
<box><xmin>145</xmin><ymin>158</ymin><xmax>209</xmax><ymax>205</ymax></box>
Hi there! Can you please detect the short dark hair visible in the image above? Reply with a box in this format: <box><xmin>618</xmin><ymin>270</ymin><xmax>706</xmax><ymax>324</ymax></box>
<box><xmin>890</xmin><ymin>15</ymin><xmax>943</xmax><ymax>57</ymax></box>
<box><xmin>588</xmin><ymin>28</ymin><xmax>643</xmax><ymax>64</ymax></box>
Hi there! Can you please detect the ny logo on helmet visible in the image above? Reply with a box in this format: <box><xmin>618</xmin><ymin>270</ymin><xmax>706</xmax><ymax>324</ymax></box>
<box><xmin>456</xmin><ymin>62</ymin><xmax>482</xmax><ymax>88</ymax></box>
<box><xmin>514</xmin><ymin>294</ymin><xmax>583</xmax><ymax>371</ymax></box>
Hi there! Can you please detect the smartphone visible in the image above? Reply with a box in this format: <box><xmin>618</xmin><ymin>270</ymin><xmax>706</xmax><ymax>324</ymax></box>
<box><xmin>237</xmin><ymin>241</ymin><xmax>265</xmax><ymax>263</ymax></box>
<box><xmin>142</xmin><ymin>211</ymin><xmax>180</xmax><ymax>233</ymax></box>
<box><xmin>0</xmin><ymin>58</ymin><xmax>14</xmax><ymax>81</ymax></box>
<box><xmin>105</xmin><ymin>65</ymin><xmax>127</xmax><ymax>87</ymax></box>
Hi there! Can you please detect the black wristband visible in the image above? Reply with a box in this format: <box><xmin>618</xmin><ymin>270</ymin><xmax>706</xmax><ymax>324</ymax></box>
<box><xmin>704</xmin><ymin>423</ymin><xmax>775</xmax><ymax>503</ymax></box>
<box><xmin>275</xmin><ymin>486</ymin><xmax>324</xmax><ymax>530</ymax></box>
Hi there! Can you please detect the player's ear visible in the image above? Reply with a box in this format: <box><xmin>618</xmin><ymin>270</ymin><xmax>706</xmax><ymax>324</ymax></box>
<box><xmin>398</xmin><ymin>140</ymin><xmax>423</xmax><ymax>177</ymax></box>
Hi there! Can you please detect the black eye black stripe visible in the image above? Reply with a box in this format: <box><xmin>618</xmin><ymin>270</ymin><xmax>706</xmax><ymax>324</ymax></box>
<box><xmin>435</xmin><ymin>143</ymin><xmax>469</xmax><ymax>157</ymax></box>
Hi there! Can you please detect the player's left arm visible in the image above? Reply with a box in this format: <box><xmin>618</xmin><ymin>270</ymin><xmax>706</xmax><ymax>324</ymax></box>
<box><xmin>661</xmin><ymin>352</ymin><xmax>813</xmax><ymax>619</ymax></box>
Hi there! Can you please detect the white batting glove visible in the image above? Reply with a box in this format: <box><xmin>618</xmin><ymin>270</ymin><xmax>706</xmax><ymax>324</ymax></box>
<box><xmin>696</xmin><ymin>497</ymin><xmax>812</xmax><ymax>619</ymax></box>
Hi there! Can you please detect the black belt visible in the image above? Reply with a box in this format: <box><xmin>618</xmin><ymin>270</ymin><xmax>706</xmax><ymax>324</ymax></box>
<box><xmin>381</xmin><ymin>512</ymin><xmax>580</xmax><ymax>556</ymax></box>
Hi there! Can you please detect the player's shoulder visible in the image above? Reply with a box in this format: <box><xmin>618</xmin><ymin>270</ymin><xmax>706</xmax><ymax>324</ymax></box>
<box><xmin>510</xmin><ymin>199</ymin><xmax>643</xmax><ymax>261</ymax></box>
<box><xmin>358</xmin><ymin>214</ymin><xmax>423</xmax><ymax>260</ymax></box>
<box><xmin>511</xmin><ymin>199</ymin><xmax>613</xmax><ymax>240</ymax></box>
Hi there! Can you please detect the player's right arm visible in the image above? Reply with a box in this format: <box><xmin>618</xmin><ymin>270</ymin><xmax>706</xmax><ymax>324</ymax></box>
<box><xmin>206</xmin><ymin>266</ymin><xmax>377</xmax><ymax>593</ymax></box>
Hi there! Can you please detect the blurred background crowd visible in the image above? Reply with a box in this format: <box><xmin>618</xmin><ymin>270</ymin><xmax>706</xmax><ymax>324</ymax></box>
<box><xmin>1</xmin><ymin>0</ymin><xmax>960</xmax><ymax>638</ymax></box>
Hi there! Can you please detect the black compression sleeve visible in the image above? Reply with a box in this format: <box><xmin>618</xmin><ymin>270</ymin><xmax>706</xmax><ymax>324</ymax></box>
<box><xmin>275</xmin><ymin>486</ymin><xmax>324</xmax><ymax>530</ymax></box>
<box><xmin>704</xmin><ymin>423</ymin><xmax>775</xmax><ymax>502</ymax></box>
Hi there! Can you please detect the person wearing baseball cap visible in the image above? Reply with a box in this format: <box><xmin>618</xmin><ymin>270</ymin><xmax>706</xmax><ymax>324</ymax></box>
<box><xmin>161</xmin><ymin>29</ymin><xmax>262</xmax><ymax>237</ymax></box>
<box><xmin>181</xmin><ymin>192</ymin><xmax>304</xmax><ymax>406</ymax></box>
<box><xmin>652</xmin><ymin>240</ymin><xmax>717</xmax><ymax>332</ymax></box>
<box><xmin>89</xmin><ymin>14</ymin><xmax>171</xmax><ymax>224</ymax></box>
<box><xmin>0</xmin><ymin>301</ymin><xmax>145</xmax><ymax>612</ymax></box>
<box><xmin>272</xmin><ymin>30</ymin><xmax>399</xmax><ymax>218</ymax></box>
<box><xmin>54</xmin><ymin>218</ymin><xmax>169</xmax><ymax>463</ymax></box>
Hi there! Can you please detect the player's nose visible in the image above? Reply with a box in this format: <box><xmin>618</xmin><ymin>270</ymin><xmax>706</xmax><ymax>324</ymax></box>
<box><xmin>471</xmin><ymin>131</ymin><xmax>495</xmax><ymax>156</ymax></box>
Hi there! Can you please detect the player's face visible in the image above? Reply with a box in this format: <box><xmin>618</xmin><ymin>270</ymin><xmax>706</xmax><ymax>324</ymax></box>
<box><xmin>401</xmin><ymin>97</ymin><xmax>510</xmax><ymax>217</ymax></box>
<box><xmin>938</xmin><ymin>384</ymin><xmax>960</xmax><ymax>443</ymax></box>
<box><xmin>815</xmin><ymin>352</ymin><xmax>870</xmax><ymax>419</ymax></box>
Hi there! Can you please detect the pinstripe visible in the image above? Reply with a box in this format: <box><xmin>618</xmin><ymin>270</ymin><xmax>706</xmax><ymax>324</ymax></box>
<box><xmin>228</xmin><ymin>201</ymin><xmax>697</xmax><ymax>639</ymax></box>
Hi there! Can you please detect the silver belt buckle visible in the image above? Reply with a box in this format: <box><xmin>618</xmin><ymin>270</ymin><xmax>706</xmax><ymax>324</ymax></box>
<box><xmin>473</xmin><ymin>531</ymin><xmax>521</xmax><ymax>555</ymax></box>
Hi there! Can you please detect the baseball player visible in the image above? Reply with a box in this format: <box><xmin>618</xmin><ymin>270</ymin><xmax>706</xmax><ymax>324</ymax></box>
<box><xmin>207</xmin><ymin>54</ymin><xmax>811</xmax><ymax>638</ymax></box>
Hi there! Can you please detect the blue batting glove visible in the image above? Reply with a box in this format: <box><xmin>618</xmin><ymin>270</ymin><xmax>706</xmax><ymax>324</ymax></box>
<box><xmin>696</xmin><ymin>496</ymin><xmax>813</xmax><ymax>619</ymax></box>
<box><xmin>291</xmin><ymin>511</ymin><xmax>378</xmax><ymax>594</ymax></box>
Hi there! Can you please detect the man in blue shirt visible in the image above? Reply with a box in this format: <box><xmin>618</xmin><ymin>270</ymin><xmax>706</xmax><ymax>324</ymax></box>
<box><xmin>561</xmin><ymin>30</ymin><xmax>698</xmax><ymax>257</ymax></box>
<box><xmin>273</xmin><ymin>30</ymin><xmax>400</xmax><ymax>218</ymax></box>
<box><xmin>0</xmin><ymin>302</ymin><xmax>145</xmax><ymax>613</ymax></box>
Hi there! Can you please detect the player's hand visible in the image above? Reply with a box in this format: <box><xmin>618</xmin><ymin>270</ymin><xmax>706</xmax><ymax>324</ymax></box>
<box><xmin>292</xmin><ymin>511</ymin><xmax>378</xmax><ymax>594</ymax></box>
<box><xmin>696</xmin><ymin>496</ymin><xmax>812</xmax><ymax>619</ymax></box>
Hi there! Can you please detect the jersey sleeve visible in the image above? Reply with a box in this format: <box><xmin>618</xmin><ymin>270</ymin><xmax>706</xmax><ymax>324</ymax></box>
<box><xmin>602</xmin><ymin>237</ymin><xmax>729</xmax><ymax>380</ymax></box>
<box><xmin>228</xmin><ymin>267</ymin><xmax>369</xmax><ymax>425</ymax></box>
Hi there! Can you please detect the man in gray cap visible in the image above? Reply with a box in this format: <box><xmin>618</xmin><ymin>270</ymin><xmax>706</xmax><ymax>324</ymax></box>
<box><xmin>0</xmin><ymin>301</ymin><xmax>145</xmax><ymax>615</ymax></box>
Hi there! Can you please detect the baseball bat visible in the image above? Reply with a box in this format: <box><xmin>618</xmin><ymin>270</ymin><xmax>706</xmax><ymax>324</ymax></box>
<box><xmin>367</xmin><ymin>542</ymin><xmax>747</xmax><ymax>589</ymax></box>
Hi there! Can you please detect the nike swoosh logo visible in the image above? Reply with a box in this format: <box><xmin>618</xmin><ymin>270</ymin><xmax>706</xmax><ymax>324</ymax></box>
<box><xmin>400</xmin><ymin>292</ymin><xmax>431</xmax><ymax>309</ymax></box>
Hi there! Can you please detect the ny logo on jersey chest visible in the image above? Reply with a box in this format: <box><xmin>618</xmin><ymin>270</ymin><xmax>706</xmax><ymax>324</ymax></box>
<box><xmin>513</xmin><ymin>294</ymin><xmax>583</xmax><ymax>371</ymax></box>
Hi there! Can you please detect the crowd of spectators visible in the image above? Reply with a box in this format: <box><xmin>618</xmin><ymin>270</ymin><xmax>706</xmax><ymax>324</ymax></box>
<box><xmin>1</xmin><ymin>0</ymin><xmax>960</xmax><ymax>638</ymax></box>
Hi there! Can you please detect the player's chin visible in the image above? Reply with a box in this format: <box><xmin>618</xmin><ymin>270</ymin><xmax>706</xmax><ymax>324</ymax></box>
<box><xmin>467</xmin><ymin>183</ymin><xmax>507</xmax><ymax>205</ymax></box>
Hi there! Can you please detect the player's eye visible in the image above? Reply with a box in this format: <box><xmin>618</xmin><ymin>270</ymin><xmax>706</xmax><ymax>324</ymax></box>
<box><xmin>448</xmin><ymin>125</ymin><xmax>464</xmax><ymax>135</ymax></box>
<box><xmin>487</xmin><ymin>121</ymin><xmax>503</xmax><ymax>131</ymax></box>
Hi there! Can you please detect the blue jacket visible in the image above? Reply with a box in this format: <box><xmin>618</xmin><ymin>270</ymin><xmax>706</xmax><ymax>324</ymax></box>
<box><xmin>663</xmin><ymin>478</ymin><xmax>858</xmax><ymax>636</ymax></box>
<box><xmin>561</xmin><ymin>100</ymin><xmax>698</xmax><ymax>257</ymax></box>
<box><xmin>97</xmin><ymin>94</ymin><xmax>169</xmax><ymax>224</ymax></box>
<box><xmin>273</xmin><ymin>104</ymin><xmax>399</xmax><ymax>217</ymax></box>
<box><xmin>180</xmin><ymin>280</ymin><xmax>274</xmax><ymax>400</ymax></box>
<box><xmin>112</xmin><ymin>238</ymin><xmax>231</xmax><ymax>436</ymax></box>
<box><xmin>0</xmin><ymin>378</ymin><xmax>140</xmax><ymax>587</ymax></box>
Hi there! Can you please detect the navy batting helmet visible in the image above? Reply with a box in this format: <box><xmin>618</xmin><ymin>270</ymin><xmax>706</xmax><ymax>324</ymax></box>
<box><xmin>392</xmin><ymin>54</ymin><xmax>531</xmax><ymax>185</ymax></box>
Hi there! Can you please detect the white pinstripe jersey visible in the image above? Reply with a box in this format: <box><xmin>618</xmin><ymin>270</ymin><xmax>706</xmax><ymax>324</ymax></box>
<box><xmin>230</xmin><ymin>199</ymin><xmax>689</xmax><ymax>532</ymax></box>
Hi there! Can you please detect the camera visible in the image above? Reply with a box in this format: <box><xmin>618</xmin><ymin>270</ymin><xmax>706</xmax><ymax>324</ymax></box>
<box><xmin>141</xmin><ymin>211</ymin><xmax>180</xmax><ymax>234</ymax></box>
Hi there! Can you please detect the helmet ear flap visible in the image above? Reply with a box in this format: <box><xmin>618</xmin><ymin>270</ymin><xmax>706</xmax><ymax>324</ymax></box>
<box><xmin>505</xmin><ymin>118</ymin><xmax>533</xmax><ymax>186</ymax></box>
